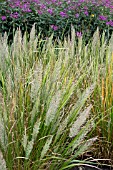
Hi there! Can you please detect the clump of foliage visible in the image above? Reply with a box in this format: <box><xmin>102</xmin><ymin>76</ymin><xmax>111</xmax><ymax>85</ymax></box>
<box><xmin>0</xmin><ymin>24</ymin><xmax>113</xmax><ymax>169</ymax></box>
<box><xmin>0</xmin><ymin>0</ymin><xmax>113</xmax><ymax>42</ymax></box>
<box><xmin>0</xmin><ymin>25</ymin><xmax>98</xmax><ymax>170</ymax></box>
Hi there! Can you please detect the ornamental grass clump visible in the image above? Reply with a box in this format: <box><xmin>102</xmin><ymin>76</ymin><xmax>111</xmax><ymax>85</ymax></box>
<box><xmin>0</xmin><ymin>25</ymin><xmax>98</xmax><ymax>169</ymax></box>
<box><xmin>89</xmin><ymin>30</ymin><xmax>113</xmax><ymax>162</ymax></box>
<box><xmin>74</xmin><ymin>27</ymin><xmax>113</xmax><ymax>163</ymax></box>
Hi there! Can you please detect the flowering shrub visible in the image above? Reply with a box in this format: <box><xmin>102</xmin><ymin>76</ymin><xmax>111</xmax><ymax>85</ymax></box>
<box><xmin>0</xmin><ymin>0</ymin><xmax>113</xmax><ymax>42</ymax></box>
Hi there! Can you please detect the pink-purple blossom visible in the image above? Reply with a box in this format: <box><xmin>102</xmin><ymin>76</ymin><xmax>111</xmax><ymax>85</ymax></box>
<box><xmin>10</xmin><ymin>12</ymin><xmax>19</xmax><ymax>19</ymax></box>
<box><xmin>40</xmin><ymin>4</ymin><xmax>46</xmax><ymax>9</ymax></box>
<box><xmin>52</xmin><ymin>0</ymin><xmax>57</xmax><ymax>3</ymax></box>
<box><xmin>60</xmin><ymin>11</ymin><xmax>67</xmax><ymax>17</ymax></box>
<box><xmin>76</xmin><ymin>31</ymin><xmax>82</xmax><ymax>37</ymax></box>
<box><xmin>84</xmin><ymin>10</ymin><xmax>88</xmax><ymax>16</ymax></box>
<box><xmin>50</xmin><ymin>25</ymin><xmax>58</xmax><ymax>31</ymax></box>
<box><xmin>99</xmin><ymin>15</ymin><xmax>107</xmax><ymax>21</ymax></box>
<box><xmin>75</xmin><ymin>13</ymin><xmax>79</xmax><ymax>18</ymax></box>
<box><xmin>57</xmin><ymin>2</ymin><xmax>62</xmax><ymax>5</ymax></box>
<box><xmin>47</xmin><ymin>9</ymin><xmax>53</xmax><ymax>15</ymax></box>
<box><xmin>1</xmin><ymin>16</ymin><xmax>7</xmax><ymax>21</ymax></box>
<box><xmin>106</xmin><ymin>20</ymin><xmax>113</xmax><ymax>26</ymax></box>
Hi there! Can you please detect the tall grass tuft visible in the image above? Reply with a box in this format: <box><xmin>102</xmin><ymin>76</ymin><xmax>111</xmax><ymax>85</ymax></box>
<box><xmin>0</xmin><ymin>25</ymin><xmax>113</xmax><ymax>169</ymax></box>
<box><xmin>91</xmin><ymin>33</ymin><xmax>113</xmax><ymax>161</ymax></box>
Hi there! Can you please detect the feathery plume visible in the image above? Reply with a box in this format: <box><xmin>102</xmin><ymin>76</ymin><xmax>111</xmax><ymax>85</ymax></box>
<box><xmin>45</xmin><ymin>91</ymin><xmax>61</xmax><ymax>126</ymax></box>
<box><xmin>41</xmin><ymin>136</ymin><xmax>53</xmax><ymax>159</ymax></box>
<box><xmin>69</xmin><ymin>105</ymin><xmax>92</xmax><ymax>138</ymax></box>
<box><xmin>0</xmin><ymin>151</ymin><xmax>7</xmax><ymax>170</ymax></box>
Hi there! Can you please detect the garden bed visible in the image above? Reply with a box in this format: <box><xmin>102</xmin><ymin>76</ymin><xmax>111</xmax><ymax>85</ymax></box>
<box><xmin>0</xmin><ymin>0</ymin><xmax>113</xmax><ymax>169</ymax></box>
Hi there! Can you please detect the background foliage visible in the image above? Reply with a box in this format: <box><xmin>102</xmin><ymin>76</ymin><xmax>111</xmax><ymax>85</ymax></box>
<box><xmin>0</xmin><ymin>0</ymin><xmax>113</xmax><ymax>42</ymax></box>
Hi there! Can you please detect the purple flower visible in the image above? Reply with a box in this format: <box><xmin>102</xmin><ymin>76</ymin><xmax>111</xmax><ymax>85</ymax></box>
<box><xmin>76</xmin><ymin>31</ymin><xmax>82</xmax><ymax>38</ymax></box>
<box><xmin>47</xmin><ymin>9</ymin><xmax>53</xmax><ymax>15</ymax></box>
<box><xmin>40</xmin><ymin>4</ymin><xmax>46</xmax><ymax>9</ymax></box>
<box><xmin>22</xmin><ymin>8</ymin><xmax>32</xmax><ymax>12</ymax></box>
<box><xmin>60</xmin><ymin>11</ymin><xmax>67</xmax><ymax>17</ymax></box>
<box><xmin>15</xmin><ymin>1</ymin><xmax>20</xmax><ymax>7</ymax></box>
<box><xmin>83</xmin><ymin>6</ymin><xmax>88</xmax><ymax>10</ymax></box>
<box><xmin>50</xmin><ymin>25</ymin><xmax>58</xmax><ymax>31</ymax></box>
<box><xmin>67</xmin><ymin>0</ymin><xmax>71</xmax><ymax>4</ymax></box>
<box><xmin>80</xmin><ymin>0</ymin><xmax>85</xmax><ymax>2</ymax></box>
<box><xmin>106</xmin><ymin>20</ymin><xmax>113</xmax><ymax>26</ymax></box>
<box><xmin>21</xmin><ymin>3</ymin><xmax>32</xmax><ymax>12</ymax></box>
<box><xmin>32</xmin><ymin>0</ymin><xmax>39</xmax><ymax>3</ymax></box>
<box><xmin>23</xmin><ymin>4</ymin><xmax>28</xmax><ymax>9</ymax></box>
<box><xmin>52</xmin><ymin>0</ymin><xmax>57</xmax><ymax>3</ymax></box>
<box><xmin>77</xmin><ymin>3</ymin><xmax>81</xmax><ymax>7</ymax></box>
<box><xmin>99</xmin><ymin>15</ymin><xmax>107</xmax><ymax>21</ymax></box>
<box><xmin>75</xmin><ymin>13</ymin><xmax>79</xmax><ymax>18</ymax></box>
<box><xmin>10</xmin><ymin>12</ymin><xmax>19</xmax><ymax>19</ymax></box>
<box><xmin>68</xmin><ymin>6</ymin><xmax>75</xmax><ymax>10</ymax></box>
<box><xmin>1</xmin><ymin>16</ymin><xmax>7</xmax><ymax>21</ymax></box>
<box><xmin>9</xmin><ymin>4</ymin><xmax>15</xmax><ymax>8</ymax></box>
<box><xmin>57</xmin><ymin>2</ymin><xmax>62</xmax><ymax>5</ymax></box>
<box><xmin>6</xmin><ymin>10</ymin><xmax>10</xmax><ymax>13</ymax></box>
<box><xmin>84</xmin><ymin>10</ymin><xmax>89</xmax><ymax>16</ymax></box>
<box><xmin>110</xmin><ymin>5</ymin><xmax>113</xmax><ymax>9</ymax></box>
